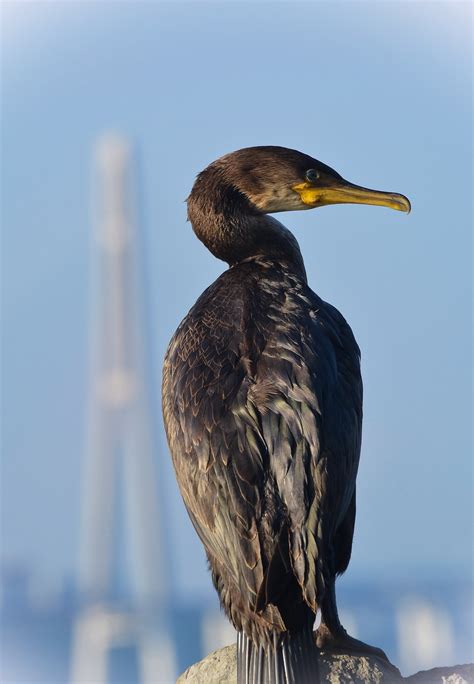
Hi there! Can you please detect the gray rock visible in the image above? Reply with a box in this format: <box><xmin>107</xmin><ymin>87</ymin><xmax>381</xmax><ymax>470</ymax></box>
<box><xmin>405</xmin><ymin>664</ymin><xmax>474</xmax><ymax>683</ymax></box>
<box><xmin>178</xmin><ymin>645</ymin><xmax>236</xmax><ymax>683</ymax></box>
<box><xmin>177</xmin><ymin>644</ymin><xmax>473</xmax><ymax>684</ymax></box>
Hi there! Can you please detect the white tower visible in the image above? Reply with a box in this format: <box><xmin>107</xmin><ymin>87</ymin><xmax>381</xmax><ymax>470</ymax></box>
<box><xmin>71</xmin><ymin>134</ymin><xmax>175</xmax><ymax>684</ymax></box>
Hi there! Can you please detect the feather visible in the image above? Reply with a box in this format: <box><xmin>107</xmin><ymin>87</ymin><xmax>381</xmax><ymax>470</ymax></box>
<box><xmin>163</xmin><ymin>256</ymin><xmax>362</xmax><ymax>650</ymax></box>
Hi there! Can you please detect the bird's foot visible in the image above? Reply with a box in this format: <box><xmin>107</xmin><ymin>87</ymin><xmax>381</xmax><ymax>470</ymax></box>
<box><xmin>315</xmin><ymin>624</ymin><xmax>402</xmax><ymax>678</ymax></box>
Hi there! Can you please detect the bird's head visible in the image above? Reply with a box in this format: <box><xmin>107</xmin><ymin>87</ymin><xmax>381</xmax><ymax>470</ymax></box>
<box><xmin>205</xmin><ymin>145</ymin><xmax>411</xmax><ymax>215</ymax></box>
<box><xmin>187</xmin><ymin>146</ymin><xmax>410</xmax><ymax>268</ymax></box>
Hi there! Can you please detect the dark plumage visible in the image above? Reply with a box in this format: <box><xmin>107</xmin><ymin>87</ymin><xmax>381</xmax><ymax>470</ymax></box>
<box><xmin>162</xmin><ymin>146</ymin><xmax>410</xmax><ymax>683</ymax></box>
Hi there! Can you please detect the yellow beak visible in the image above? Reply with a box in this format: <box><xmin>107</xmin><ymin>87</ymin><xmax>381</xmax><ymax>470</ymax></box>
<box><xmin>292</xmin><ymin>180</ymin><xmax>411</xmax><ymax>213</ymax></box>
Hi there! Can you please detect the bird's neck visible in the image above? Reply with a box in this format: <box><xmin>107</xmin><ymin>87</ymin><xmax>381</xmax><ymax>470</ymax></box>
<box><xmin>187</xmin><ymin>178</ymin><xmax>307</xmax><ymax>279</ymax></box>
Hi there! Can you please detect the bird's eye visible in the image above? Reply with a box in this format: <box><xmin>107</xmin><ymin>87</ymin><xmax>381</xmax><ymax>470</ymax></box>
<box><xmin>305</xmin><ymin>169</ymin><xmax>320</xmax><ymax>182</ymax></box>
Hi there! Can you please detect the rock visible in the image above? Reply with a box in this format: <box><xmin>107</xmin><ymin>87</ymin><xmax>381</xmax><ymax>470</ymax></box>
<box><xmin>405</xmin><ymin>664</ymin><xmax>474</xmax><ymax>683</ymax></box>
<box><xmin>177</xmin><ymin>644</ymin><xmax>473</xmax><ymax>683</ymax></box>
<box><xmin>177</xmin><ymin>643</ymin><xmax>400</xmax><ymax>682</ymax></box>
<box><xmin>178</xmin><ymin>645</ymin><xmax>236</xmax><ymax>683</ymax></box>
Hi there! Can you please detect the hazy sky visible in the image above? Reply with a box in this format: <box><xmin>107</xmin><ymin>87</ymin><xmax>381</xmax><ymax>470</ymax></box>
<box><xmin>1</xmin><ymin>1</ymin><xmax>472</xmax><ymax>601</ymax></box>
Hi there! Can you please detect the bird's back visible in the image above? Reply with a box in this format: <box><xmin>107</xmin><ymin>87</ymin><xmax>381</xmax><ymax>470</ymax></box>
<box><xmin>162</xmin><ymin>255</ymin><xmax>362</xmax><ymax>645</ymax></box>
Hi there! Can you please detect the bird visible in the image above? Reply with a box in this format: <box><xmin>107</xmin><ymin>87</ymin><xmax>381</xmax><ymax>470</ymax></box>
<box><xmin>162</xmin><ymin>146</ymin><xmax>410</xmax><ymax>683</ymax></box>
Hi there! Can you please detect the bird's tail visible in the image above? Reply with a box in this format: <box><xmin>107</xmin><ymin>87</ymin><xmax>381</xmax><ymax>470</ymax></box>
<box><xmin>236</xmin><ymin>628</ymin><xmax>319</xmax><ymax>684</ymax></box>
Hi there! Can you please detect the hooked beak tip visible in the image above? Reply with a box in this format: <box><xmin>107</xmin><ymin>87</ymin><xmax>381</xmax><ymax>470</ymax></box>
<box><xmin>393</xmin><ymin>194</ymin><xmax>411</xmax><ymax>214</ymax></box>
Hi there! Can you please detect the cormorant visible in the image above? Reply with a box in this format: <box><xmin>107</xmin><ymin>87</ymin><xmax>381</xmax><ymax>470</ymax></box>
<box><xmin>162</xmin><ymin>146</ymin><xmax>410</xmax><ymax>683</ymax></box>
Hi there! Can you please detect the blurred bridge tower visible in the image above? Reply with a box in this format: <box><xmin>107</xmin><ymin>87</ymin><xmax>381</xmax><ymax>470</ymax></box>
<box><xmin>71</xmin><ymin>134</ymin><xmax>175</xmax><ymax>684</ymax></box>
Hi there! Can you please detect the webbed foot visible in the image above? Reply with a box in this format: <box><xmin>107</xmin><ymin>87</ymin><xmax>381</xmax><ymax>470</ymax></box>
<box><xmin>315</xmin><ymin>623</ymin><xmax>402</xmax><ymax>679</ymax></box>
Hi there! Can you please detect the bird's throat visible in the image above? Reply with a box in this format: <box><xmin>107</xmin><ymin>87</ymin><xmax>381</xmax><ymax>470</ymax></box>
<box><xmin>187</xmin><ymin>179</ymin><xmax>306</xmax><ymax>276</ymax></box>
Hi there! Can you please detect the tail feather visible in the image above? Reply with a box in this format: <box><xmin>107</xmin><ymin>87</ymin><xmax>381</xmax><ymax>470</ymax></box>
<box><xmin>237</xmin><ymin>628</ymin><xmax>319</xmax><ymax>684</ymax></box>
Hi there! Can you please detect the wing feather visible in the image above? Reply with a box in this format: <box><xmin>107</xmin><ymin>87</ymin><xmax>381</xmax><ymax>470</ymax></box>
<box><xmin>162</xmin><ymin>261</ymin><xmax>362</xmax><ymax>631</ymax></box>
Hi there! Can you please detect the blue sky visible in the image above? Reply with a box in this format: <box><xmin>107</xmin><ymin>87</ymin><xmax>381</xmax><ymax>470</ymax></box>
<box><xmin>1</xmin><ymin>1</ymin><xmax>472</xmax><ymax>601</ymax></box>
